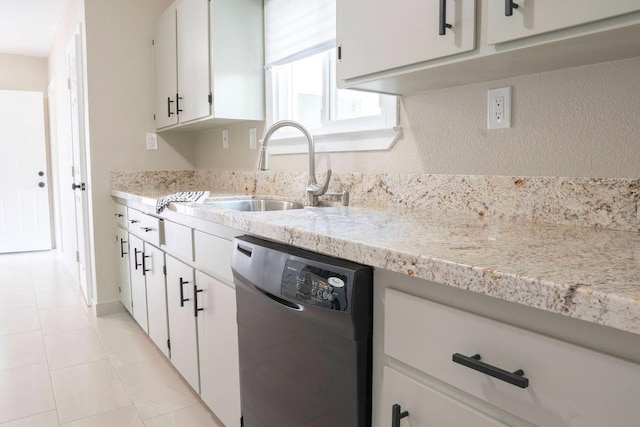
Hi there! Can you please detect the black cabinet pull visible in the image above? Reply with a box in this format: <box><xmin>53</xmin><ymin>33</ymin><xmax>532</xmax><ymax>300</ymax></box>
<box><xmin>114</xmin><ymin>213</ymin><xmax>124</xmax><ymax>218</ymax></box>
<box><xmin>179</xmin><ymin>277</ymin><xmax>189</xmax><ymax>307</ymax></box>
<box><xmin>439</xmin><ymin>0</ymin><xmax>452</xmax><ymax>35</ymax></box>
<box><xmin>134</xmin><ymin>248</ymin><xmax>142</xmax><ymax>270</ymax></box>
<box><xmin>167</xmin><ymin>97</ymin><xmax>174</xmax><ymax>117</ymax></box>
<box><xmin>141</xmin><ymin>252</ymin><xmax>150</xmax><ymax>276</ymax></box>
<box><xmin>505</xmin><ymin>0</ymin><xmax>519</xmax><ymax>16</ymax></box>
<box><xmin>129</xmin><ymin>219</ymin><xmax>139</xmax><ymax>224</ymax></box>
<box><xmin>194</xmin><ymin>284</ymin><xmax>204</xmax><ymax>317</ymax></box>
<box><xmin>391</xmin><ymin>403</ymin><xmax>409</xmax><ymax>427</ymax></box>
<box><xmin>452</xmin><ymin>353</ymin><xmax>529</xmax><ymax>388</ymax></box>
<box><xmin>119</xmin><ymin>238</ymin><xmax>128</xmax><ymax>257</ymax></box>
<box><xmin>176</xmin><ymin>94</ymin><xmax>183</xmax><ymax>113</ymax></box>
<box><xmin>141</xmin><ymin>227</ymin><xmax>153</xmax><ymax>233</ymax></box>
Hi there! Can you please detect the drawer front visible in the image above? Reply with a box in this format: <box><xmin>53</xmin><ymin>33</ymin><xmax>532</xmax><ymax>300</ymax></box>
<box><xmin>127</xmin><ymin>208</ymin><xmax>162</xmax><ymax>247</ymax></box>
<box><xmin>163</xmin><ymin>220</ymin><xmax>193</xmax><ymax>261</ymax></box>
<box><xmin>194</xmin><ymin>230</ymin><xmax>232</xmax><ymax>284</ymax></box>
<box><xmin>114</xmin><ymin>204</ymin><xmax>128</xmax><ymax>228</ymax></box>
<box><xmin>385</xmin><ymin>289</ymin><xmax>640</xmax><ymax>427</ymax></box>
<box><xmin>380</xmin><ymin>367</ymin><xmax>506</xmax><ymax>427</ymax></box>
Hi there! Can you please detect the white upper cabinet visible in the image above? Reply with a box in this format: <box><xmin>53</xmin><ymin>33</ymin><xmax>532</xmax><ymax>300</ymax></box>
<box><xmin>337</xmin><ymin>0</ymin><xmax>640</xmax><ymax>95</ymax></box>
<box><xmin>153</xmin><ymin>4</ymin><xmax>178</xmax><ymax>129</ymax></box>
<box><xmin>176</xmin><ymin>0</ymin><xmax>211</xmax><ymax>123</ymax></box>
<box><xmin>153</xmin><ymin>0</ymin><xmax>264</xmax><ymax>131</ymax></box>
<box><xmin>487</xmin><ymin>0</ymin><xmax>640</xmax><ymax>45</ymax></box>
<box><xmin>154</xmin><ymin>0</ymin><xmax>210</xmax><ymax>129</ymax></box>
<box><xmin>337</xmin><ymin>0</ymin><xmax>476</xmax><ymax>82</ymax></box>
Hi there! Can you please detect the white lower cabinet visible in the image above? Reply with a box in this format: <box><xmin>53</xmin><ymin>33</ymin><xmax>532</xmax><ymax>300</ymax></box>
<box><xmin>115</xmin><ymin>226</ymin><xmax>132</xmax><ymax>314</ymax></box>
<box><xmin>128</xmin><ymin>234</ymin><xmax>148</xmax><ymax>332</ymax></box>
<box><xmin>383</xmin><ymin>288</ymin><xmax>640</xmax><ymax>426</ymax></box>
<box><xmin>195</xmin><ymin>271</ymin><xmax>241</xmax><ymax>427</ymax></box>
<box><xmin>144</xmin><ymin>244</ymin><xmax>169</xmax><ymax>357</ymax></box>
<box><xmin>165</xmin><ymin>254</ymin><xmax>200</xmax><ymax>392</ymax></box>
<box><xmin>381</xmin><ymin>367</ymin><xmax>506</xmax><ymax>427</ymax></box>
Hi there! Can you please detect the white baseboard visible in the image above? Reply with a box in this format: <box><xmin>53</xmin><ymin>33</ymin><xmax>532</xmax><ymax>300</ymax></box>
<box><xmin>95</xmin><ymin>300</ymin><xmax>126</xmax><ymax>317</ymax></box>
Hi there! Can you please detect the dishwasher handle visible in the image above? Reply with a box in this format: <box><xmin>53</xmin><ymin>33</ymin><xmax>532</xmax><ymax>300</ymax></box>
<box><xmin>251</xmin><ymin>283</ymin><xmax>303</xmax><ymax>311</ymax></box>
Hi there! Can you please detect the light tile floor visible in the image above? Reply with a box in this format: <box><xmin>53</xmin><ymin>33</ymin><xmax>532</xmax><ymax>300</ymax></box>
<box><xmin>0</xmin><ymin>251</ymin><xmax>223</xmax><ymax>427</ymax></box>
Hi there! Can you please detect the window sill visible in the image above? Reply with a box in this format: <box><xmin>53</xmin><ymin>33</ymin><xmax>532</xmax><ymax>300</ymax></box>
<box><xmin>266</xmin><ymin>126</ymin><xmax>402</xmax><ymax>155</ymax></box>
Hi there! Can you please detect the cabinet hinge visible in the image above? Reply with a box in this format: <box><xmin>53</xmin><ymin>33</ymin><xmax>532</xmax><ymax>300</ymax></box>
<box><xmin>167</xmin><ymin>339</ymin><xmax>171</xmax><ymax>350</ymax></box>
<box><xmin>337</xmin><ymin>45</ymin><xmax>342</xmax><ymax>61</ymax></box>
<box><xmin>208</xmin><ymin>92</ymin><xmax>212</xmax><ymax>105</ymax></box>
<box><xmin>163</xmin><ymin>265</ymin><xmax>167</xmax><ymax>276</ymax></box>
<box><xmin>118</xmin><ymin>286</ymin><xmax>121</xmax><ymax>293</ymax></box>
<box><xmin>153</xmin><ymin>114</ymin><xmax>156</xmax><ymax>121</ymax></box>
<box><xmin>152</xmin><ymin>39</ymin><xmax>155</xmax><ymax>46</ymax></box>
<box><xmin>67</xmin><ymin>78</ymin><xmax>71</xmax><ymax>89</ymax></box>
<box><xmin>76</xmin><ymin>251</ymin><xmax>80</xmax><ymax>262</ymax></box>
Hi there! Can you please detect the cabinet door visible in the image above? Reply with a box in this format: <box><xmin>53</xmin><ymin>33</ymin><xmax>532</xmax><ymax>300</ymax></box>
<box><xmin>128</xmin><ymin>234</ymin><xmax>148</xmax><ymax>332</ymax></box>
<box><xmin>177</xmin><ymin>0</ymin><xmax>210</xmax><ymax>123</ymax></box>
<box><xmin>115</xmin><ymin>227</ymin><xmax>132</xmax><ymax>314</ymax></box>
<box><xmin>381</xmin><ymin>367</ymin><xmax>507</xmax><ymax>427</ymax></box>
<box><xmin>487</xmin><ymin>0</ymin><xmax>640</xmax><ymax>45</ymax></box>
<box><xmin>337</xmin><ymin>0</ymin><xmax>476</xmax><ymax>81</ymax></box>
<box><xmin>196</xmin><ymin>271</ymin><xmax>241</xmax><ymax>427</ymax></box>
<box><xmin>166</xmin><ymin>255</ymin><xmax>199</xmax><ymax>392</ymax></box>
<box><xmin>145</xmin><ymin>244</ymin><xmax>169</xmax><ymax>357</ymax></box>
<box><xmin>153</xmin><ymin>4</ymin><xmax>178</xmax><ymax>129</ymax></box>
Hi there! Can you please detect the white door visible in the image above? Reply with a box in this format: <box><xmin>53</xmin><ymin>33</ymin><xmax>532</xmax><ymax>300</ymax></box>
<box><xmin>67</xmin><ymin>28</ymin><xmax>92</xmax><ymax>305</ymax></box>
<box><xmin>196</xmin><ymin>271</ymin><xmax>241</xmax><ymax>427</ymax></box>
<box><xmin>166</xmin><ymin>255</ymin><xmax>199</xmax><ymax>392</ymax></box>
<box><xmin>0</xmin><ymin>90</ymin><xmax>52</xmax><ymax>253</ymax></box>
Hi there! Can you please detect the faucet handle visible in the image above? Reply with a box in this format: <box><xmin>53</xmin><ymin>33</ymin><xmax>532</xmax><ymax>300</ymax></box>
<box><xmin>307</xmin><ymin>169</ymin><xmax>332</xmax><ymax>196</ymax></box>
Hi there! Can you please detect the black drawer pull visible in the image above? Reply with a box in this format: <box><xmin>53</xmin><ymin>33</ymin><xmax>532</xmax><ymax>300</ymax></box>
<box><xmin>179</xmin><ymin>277</ymin><xmax>189</xmax><ymax>307</ymax></box>
<box><xmin>391</xmin><ymin>403</ymin><xmax>409</xmax><ymax>427</ymax></box>
<box><xmin>453</xmin><ymin>353</ymin><xmax>529</xmax><ymax>388</ymax></box>
<box><xmin>141</xmin><ymin>227</ymin><xmax>153</xmax><ymax>232</ymax></box>
<box><xmin>439</xmin><ymin>0</ymin><xmax>452</xmax><ymax>35</ymax></box>
<box><xmin>505</xmin><ymin>0</ymin><xmax>519</xmax><ymax>16</ymax></box>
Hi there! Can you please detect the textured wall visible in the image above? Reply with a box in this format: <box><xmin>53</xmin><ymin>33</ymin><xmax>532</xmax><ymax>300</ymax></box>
<box><xmin>193</xmin><ymin>56</ymin><xmax>640</xmax><ymax>179</ymax></box>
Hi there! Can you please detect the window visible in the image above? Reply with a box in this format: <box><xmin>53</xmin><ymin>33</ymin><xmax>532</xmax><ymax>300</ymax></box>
<box><xmin>264</xmin><ymin>0</ymin><xmax>400</xmax><ymax>155</ymax></box>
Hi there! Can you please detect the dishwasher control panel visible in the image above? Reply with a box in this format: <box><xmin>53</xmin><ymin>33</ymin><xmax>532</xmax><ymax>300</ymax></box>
<box><xmin>281</xmin><ymin>259</ymin><xmax>349</xmax><ymax>311</ymax></box>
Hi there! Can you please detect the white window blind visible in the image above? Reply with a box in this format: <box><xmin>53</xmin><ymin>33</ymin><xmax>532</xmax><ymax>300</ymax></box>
<box><xmin>264</xmin><ymin>0</ymin><xmax>336</xmax><ymax>67</ymax></box>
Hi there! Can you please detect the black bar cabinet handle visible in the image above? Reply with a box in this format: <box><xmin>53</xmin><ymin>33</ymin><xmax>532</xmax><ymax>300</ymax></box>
<box><xmin>194</xmin><ymin>284</ymin><xmax>204</xmax><ymax>317</ymax></box>
<box><xmin>167</xmin><ymin>97</ymin><xmax>174</xmax><ymax>117</ymax></box>
<box><xmin>452</xmin><ymin>353</ymin><xmax>529</xmax><ymax>388</ymax></box>
<box><xmin>114</xmin><ymin>213</ymin><xmax>123</xmax><ymax>218</ymax></box>
<box><xmin>141</xmin><ymin>227</ymin><xmax>153</xmax><ymax>233</ymax></box>
<box><xmin>179</xmin><ymin>278</ymin><xmax>189</xmax><ymax>307</ymax></box>
<box><xmin>119</xmin><ymin>238</ymin><xmax>127</xmax><ymax>257</ymax></box>
<box><xmin>391</xmin><ymin>403</ymin><xmax>409</xmax><ymax>427</ymax></box>
<box><xmin>505</xmin><ymin>0</ymin><xmax>519</xmax><ymax>16</ymax></box>
<box><xmin>176</xmin><ymin>94</ymin><xmax>183</xmax><ymax>113</ymax></box>
<box><xmin>134</xmin><ymin>248</ymin><xmax>141</xmax><ymax>270</ymax></box>
<box><xmin>141</xmin><ymin>253</ymin><xmax>150</xmax><ymax>276</ymax></box>
<box><xmin>439</xmin><ymin>0</ymin><xmax>452</xmax><ymax>35</ymax></box>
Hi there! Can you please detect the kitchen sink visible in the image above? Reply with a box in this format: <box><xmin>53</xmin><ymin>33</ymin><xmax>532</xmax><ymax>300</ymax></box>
<box><xmin>203</xmin><ymin>197</ymin><xmax>304</xmax><ymax>212</ymax></box>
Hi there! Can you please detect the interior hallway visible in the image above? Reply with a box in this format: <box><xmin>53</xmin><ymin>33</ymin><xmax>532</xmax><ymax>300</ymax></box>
<box><xmin>0</xmin><ymin>251</ymin><xmax>221</xmax><ymax>426</ymax></box>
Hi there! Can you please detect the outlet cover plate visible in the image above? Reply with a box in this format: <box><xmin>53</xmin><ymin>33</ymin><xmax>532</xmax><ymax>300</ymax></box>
<box><xmin>487</xmin><ymin>86</ymin><xmax>511</xmax><ymax>129</ymax></box>
<box><xmin>222</xmin><ymin>129</ymin><xmax>229</xmax><ymax>149</ymax></box>
<box><xmin>146</xmin><ymin>133</ymin><xmax>158</xmax><ymax>150</ymax></box>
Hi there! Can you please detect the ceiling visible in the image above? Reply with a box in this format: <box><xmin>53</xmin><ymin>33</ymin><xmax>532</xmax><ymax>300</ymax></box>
<box><xmin>0</xmin><ymin>0</ymin><xmax>69</xmax><ymax>57</ymax></box>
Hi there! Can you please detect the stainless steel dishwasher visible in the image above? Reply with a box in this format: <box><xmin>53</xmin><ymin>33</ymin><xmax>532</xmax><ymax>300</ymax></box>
<box><xmin>231</xmin><ymin>236</ymin><xmax>373</xmax><ymax>427</ymax></box>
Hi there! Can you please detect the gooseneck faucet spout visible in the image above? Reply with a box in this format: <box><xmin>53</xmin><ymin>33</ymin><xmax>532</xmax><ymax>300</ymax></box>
<box><xmin>257</xmin><ymin>120</ymin><xmax>332</xmax><ymax>206</ymax></box>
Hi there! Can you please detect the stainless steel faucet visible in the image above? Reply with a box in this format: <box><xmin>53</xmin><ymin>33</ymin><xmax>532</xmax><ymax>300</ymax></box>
<box><xmin>257</xmin><ymin>120</ymin><xmax>332</xmax><ymax>206</ymax></box>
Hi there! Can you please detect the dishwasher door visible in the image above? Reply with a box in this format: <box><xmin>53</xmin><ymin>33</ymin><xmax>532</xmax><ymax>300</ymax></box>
<box><xmin>232</xmin><ymin>236</ymin><xmax>372</xmax><ymax>427</ymax></box>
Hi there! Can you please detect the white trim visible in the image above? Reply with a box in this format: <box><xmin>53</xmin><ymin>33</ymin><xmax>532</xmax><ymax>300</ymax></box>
<box><xmin>268</xmin><ymin>126</ymin><xmax>402</xmax><ymax>154</ymax></box>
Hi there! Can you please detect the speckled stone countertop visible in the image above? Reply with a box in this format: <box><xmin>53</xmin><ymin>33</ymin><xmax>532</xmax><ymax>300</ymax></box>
<box><xmin>112</xmin><ymin>188</ymin><xmax>640</xmax><ymax>336</ymax></box>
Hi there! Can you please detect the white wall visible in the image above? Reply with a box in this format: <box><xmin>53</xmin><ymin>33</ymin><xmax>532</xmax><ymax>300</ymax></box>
<box><xmin>193</xmin><ymin>56</ymin><xmax>640</xmax><ymax>179</ymax></box>
<box><xmin>83</xmin><ymin>0</ymin><xmax>195</xmax><ymax>307</ymax></box>
<box><xmin>48</xmin><ymin>0</ymin><xmax>196</xmax><ymax>309</ymax></box>
<box><xmin>0</xmin><ymin>53</ymin><xmax>48</xmax><ymax>91</ymax></box>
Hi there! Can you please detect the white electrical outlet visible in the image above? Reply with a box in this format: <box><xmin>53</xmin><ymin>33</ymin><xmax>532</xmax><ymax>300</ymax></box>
<box><xmin>249</xmin><ymin>128</ymin><xmax>257</xmax><ymax>150</ymax></box>
<box><xmin>222</xmin><ymin>129</ymin><xmax>229</xmax><ymax>149</ymax></box>
<box><xmin>146</xmin><ymin>133</ymin><xmax>158</xmax><ymax>150</ymax></box>
<box><xmin>487</xmin><ymin>86</ymin><xmax>511</xmax><ymax>129</ymax></box>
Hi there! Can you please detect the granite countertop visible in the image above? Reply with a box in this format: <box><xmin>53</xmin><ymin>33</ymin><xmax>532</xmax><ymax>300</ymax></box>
<box><xmin>112</xmin><ymin>189</ymin><xmax>640</xmax><ymax>336</ymax></box>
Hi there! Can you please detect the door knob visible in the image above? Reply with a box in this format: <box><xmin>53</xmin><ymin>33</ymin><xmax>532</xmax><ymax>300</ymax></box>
<box><xmin>71</xmin><ymin>183</ymin><xmax>85</xmax><ymax>191</ymax></box>
<box><xmin>38</xmin><ymin>171</ymin><xmax>44</xmax><ymax>176</ymax></box>
<box><xmin>38</xmin><ymin>182</ymin><xmax>45</xmax><ymax>188</ymax></box>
